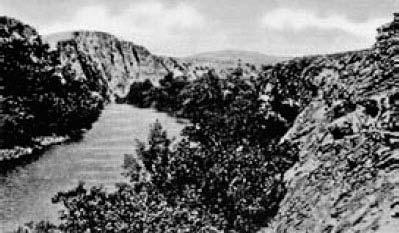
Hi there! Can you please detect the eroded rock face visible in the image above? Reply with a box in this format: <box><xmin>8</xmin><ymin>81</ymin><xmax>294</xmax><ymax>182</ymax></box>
<box><xmin>262</xmin><ymin>13</ymin><xmax>399</xmax><ymax>233</ymax></box>
<box><xmin>46</xmin><ymin>31</ymin><xmax>181</xmax><ymax>98</ymax></box>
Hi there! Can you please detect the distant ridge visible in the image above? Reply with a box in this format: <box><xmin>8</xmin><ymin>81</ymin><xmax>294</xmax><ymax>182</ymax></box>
<box><xmin>45</xmin><ymin>32</ymin><xmax>289</xmax><ymax>69</ymax></box>
<box><xmin>182</xmin><ymin>50</ymin><xmax>290</xmax><ymax>67</ymax></box>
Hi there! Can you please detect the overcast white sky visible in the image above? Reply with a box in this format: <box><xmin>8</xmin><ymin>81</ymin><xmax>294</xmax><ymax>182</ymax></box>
<box><xmin>0</xmin><ymin>0</ymin><xmax>398</xmax><ymax>56</ymax></box>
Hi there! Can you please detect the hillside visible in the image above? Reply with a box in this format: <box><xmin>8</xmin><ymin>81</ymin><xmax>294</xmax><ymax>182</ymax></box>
<box><xmin>260</xmin><ymin>13</ymin><xmax>399</xmax><ymax>233</ymax></box>
<box><xmin>180</xmin><ymin>50</ymin><xmax>288</xmax><ymax>69</ymax></box>
<box><xmin>0</xmin><ymin>16</ymin><xmax>41</xmax><ymax>146</ymax></box>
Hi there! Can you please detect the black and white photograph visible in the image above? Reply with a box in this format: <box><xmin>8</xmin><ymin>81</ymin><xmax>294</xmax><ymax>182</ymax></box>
<box><xmin>0</xmin><ymin>0</ymin><xmax>398</xmax><ymax>232</ymax></box>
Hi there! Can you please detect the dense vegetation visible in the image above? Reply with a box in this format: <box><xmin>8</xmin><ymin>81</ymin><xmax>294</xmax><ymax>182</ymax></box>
<box><xmin>16</xmin><ymin>60</ymin><xmax>328</xmax><ymax>232</ymax></box>
<box><xmin>0</xmin><ymin>17</ymin><xmax>107</xmax><ymax>148</ymax></box>
<box><xmin>8</xmin><ymin>12</ymin><xmax>399</xmax><ymax>233</ymax></box>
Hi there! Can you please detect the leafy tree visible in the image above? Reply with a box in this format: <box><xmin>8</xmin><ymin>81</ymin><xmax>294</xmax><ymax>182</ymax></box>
<box><xmin>0</xmin><ymin>18</ymin><xmax>106</xmax><ymax>147</ymax></box>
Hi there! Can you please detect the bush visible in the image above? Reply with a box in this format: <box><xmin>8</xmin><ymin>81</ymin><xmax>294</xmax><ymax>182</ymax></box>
<box><xmin>49</xmin><ymin>181</ymin><xmax>229</xmax><ymax>233</ymax></box>
<box><xmin>128</xmin><ymin>121</ymin><xmax>298</xmax><ymax>232</ymax></box>
<box><xmin>124</xmin><ymin>72</ymin><xmax>189</xmax><ymax>115</ymax></box>
<box><xmin>180</xmin><ymin>72</ymin><xmax>289</xmax><ymax>149</ymax></box>
<box><xmin>125</xmin><ymin>79</ymin><xmax>154</xmax><ymax>108</ymax></box>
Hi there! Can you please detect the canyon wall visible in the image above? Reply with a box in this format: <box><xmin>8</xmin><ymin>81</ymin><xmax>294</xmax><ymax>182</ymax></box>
<box><xmin>46</xmin><ymin>31</ymin><xmax>182</xmax><ymax>98</ymax></box>
<box><xmin>261</xmin><ymin>13</ymin><xmax>399</xmax><ymax>233</ymax></box>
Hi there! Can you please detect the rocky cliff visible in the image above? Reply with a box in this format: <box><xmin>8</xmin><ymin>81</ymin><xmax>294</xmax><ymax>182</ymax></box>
<box><xmin>261</xmin><ymin>13</ymin><xmax>399</xmax><ymax>233</ymax></box>
<box><xmin>45</xmin><ymin>31</ymin><xmax>182</xmax><ymax>98</ymax></box>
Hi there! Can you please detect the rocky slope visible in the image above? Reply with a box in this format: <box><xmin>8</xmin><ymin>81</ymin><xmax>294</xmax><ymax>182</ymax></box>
<box><xmin>45</xmin><ymin>31</ymin><xmax>183</xmax><ymax>98</ymax></box>
<box><xmin>261</xmin><ymin>13</ymin><xmax>399</xmax><ymax>233</ymax></box>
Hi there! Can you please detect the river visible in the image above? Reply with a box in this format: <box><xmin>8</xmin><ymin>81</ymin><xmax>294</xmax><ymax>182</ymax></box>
<box><xmin>0</xmin><ymin>104</ymin><xmax>185</xmax><ymax>232</ymax></box>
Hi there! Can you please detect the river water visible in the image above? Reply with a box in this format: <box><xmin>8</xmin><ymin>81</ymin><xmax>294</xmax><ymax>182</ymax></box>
<box><xmin>0</xmin><ymin>104</ymin><xmax>184</xmax><ymax>232</ymax></box>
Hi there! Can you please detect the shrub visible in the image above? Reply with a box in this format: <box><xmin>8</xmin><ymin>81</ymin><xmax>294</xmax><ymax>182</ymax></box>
<box><xmin>48</xmin><ymin>182</ymin><xmax>225</xmax><ymax>233</ymax></box>
<box><xmin>129</xmin><ymin>122</ymin><xmax>298</xmax><ymax>232</ymax></box>
<box><xmin>125</xmin><ymin>79</ymin><xmax>154</xmax><ymax>108</ymax></box>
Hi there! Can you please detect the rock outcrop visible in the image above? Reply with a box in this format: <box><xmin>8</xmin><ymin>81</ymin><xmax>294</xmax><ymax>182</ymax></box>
<box><xmin>45</xmin><ymin>31</ymin><xmax>182</xmax><ymax>97</ymax></box>
<box><xmin>261</xmin><ymin>13</ymin><xmax>399</xmax><ymax>233</ymax></box>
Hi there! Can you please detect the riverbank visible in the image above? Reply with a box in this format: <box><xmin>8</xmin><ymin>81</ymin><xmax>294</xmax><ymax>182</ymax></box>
<box><xmin>0</xmin><ymin>104</ymin><xmax>185</xmax><ymax>232</ymax></box>
<box><xmin>0</xmin><ymin>136</ymin><xmax>69</xmax><ymax>170</ymax></box>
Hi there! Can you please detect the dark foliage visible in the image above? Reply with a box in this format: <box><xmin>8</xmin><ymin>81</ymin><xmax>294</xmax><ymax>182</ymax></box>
<box><xmin>27</xmin><ymin>65</ymin><xmax>304</xmax><ymax>233</ymax></box>
<box><xmin>124</xmin><ymin>78</ymin><xmax>154</xmax><ymax>108</ymax></box>
<box><xmin>0</xmin><ymin>21</ymin><xmax>107</xmax><ymax>147</ymax></box>
<box><xmin>125</xmin><ymin>72</ymin><xmax>190</xmax><ymax>113</ymax></box>
<box><xmin>44</xmin><ymin>121</ymin><xmax>297</xmax><ymax>233</ymax></box>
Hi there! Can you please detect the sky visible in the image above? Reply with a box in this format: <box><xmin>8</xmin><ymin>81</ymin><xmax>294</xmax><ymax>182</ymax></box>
<box><xmin>0</xmin><ymin>0</ymin><xmax>398</xmax><ymax>57</ymax></box>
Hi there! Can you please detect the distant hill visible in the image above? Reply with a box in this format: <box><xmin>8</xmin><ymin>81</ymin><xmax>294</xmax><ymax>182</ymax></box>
<box><xmin>180</xmin><ymin>50</ymin><xmax>289</xmax><ymax>68</ymax></box>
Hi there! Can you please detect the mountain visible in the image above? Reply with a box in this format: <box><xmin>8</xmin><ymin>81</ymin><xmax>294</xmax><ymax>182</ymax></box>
<box><xmin>180</xmin><ymin>50</ymin><xmax>289</xmax><ymax>68</ymax></box>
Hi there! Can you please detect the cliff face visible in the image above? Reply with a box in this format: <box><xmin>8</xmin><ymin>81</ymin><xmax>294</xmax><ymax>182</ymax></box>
<box><xmin>262</xmin><ymin>13</ymin><xmax>399</xmax><ymax>233</ymax></box>
<box><xmin>45</xmin><ymin>31</ymin><xmax>180</xmax><ymax>98</ymax></box>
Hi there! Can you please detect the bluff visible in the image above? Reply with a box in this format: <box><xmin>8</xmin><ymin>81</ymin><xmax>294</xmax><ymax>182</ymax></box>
<box><xmin>45</xmin><ymin>31</ymin><xmax>182</xmax><ymax>98</ymax></box>
<box><xmin>260</xmin><ymin>13</ymin><xmax>399</xmax><ymax>233</ymax></box>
